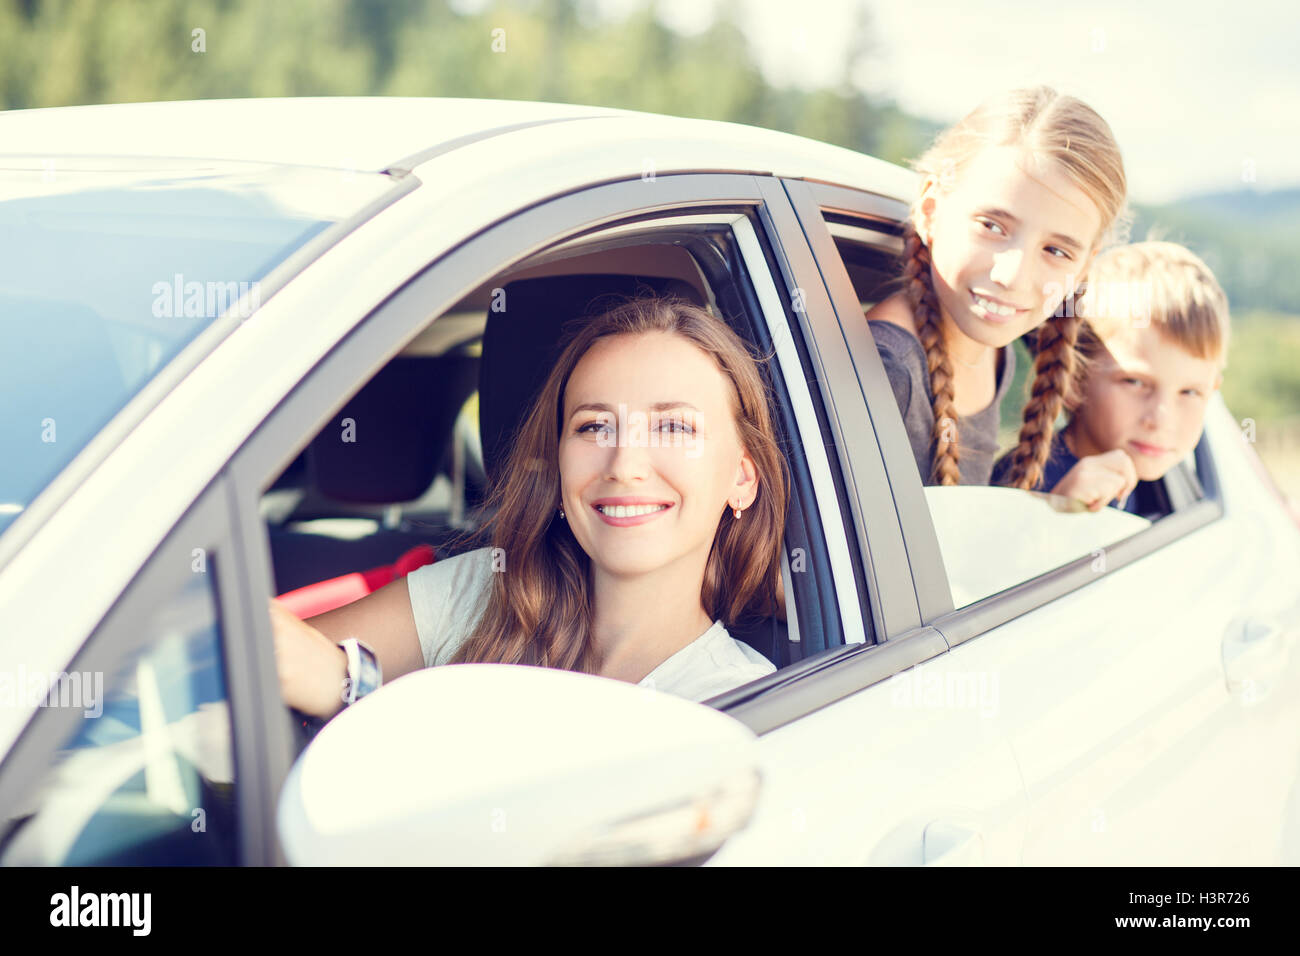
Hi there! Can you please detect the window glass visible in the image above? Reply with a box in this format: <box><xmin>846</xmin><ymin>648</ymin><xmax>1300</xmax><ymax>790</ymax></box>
<box><xmin>0</xmin><ymin>569</ymin><xmax>239</xmax><ymax>865</ymax></box>
<box><xmin>0</xmin><ymin>159</ymin><xmax>397</xmax><ymax>540</ymax></box>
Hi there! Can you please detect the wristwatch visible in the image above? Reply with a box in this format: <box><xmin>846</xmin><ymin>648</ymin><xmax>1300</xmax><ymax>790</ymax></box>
<box><xmin>339</xmin><ymin>637</ymin><xmax>383</xmax><ymax>706</ymax></box>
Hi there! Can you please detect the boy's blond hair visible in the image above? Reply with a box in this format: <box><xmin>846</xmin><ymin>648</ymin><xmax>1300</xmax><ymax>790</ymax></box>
<box><xmin>1069</xmin><ymin>241</ymin><xmax>1230</xmax><ymax>408</ymax></box>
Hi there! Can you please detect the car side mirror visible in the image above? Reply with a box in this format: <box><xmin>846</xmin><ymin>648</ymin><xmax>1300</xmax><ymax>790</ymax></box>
<box><xmin>277</xmin><ymin>663</ymin><xmax>763</xmax><ymax>865</ymax></box>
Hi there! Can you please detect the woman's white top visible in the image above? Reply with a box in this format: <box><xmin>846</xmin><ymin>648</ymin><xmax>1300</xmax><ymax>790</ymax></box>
<box><xmin>404</xmin><ymin>547</ymin><xmax>776</xmax><ymax>702</ymax></box>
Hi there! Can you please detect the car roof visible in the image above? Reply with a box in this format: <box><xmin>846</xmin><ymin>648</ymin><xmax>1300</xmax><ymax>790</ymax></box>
<box><xmin>0</xmin><ymin>96</ymin><xmax>916</xmax><ymax>197</ymax></box>
<box><xmin>0</xmin><ymin>96</ymin><xmax>616</xmax><ymax>170</ymax></box>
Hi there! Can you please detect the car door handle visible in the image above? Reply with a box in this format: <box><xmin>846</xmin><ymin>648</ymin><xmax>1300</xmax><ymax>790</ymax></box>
<box><xmin>1222</xmin><ymin>617</ymin><xmax>1289</xmax><ymax>701</ymax></box>
<box><xmin>921</xmin><ymin>820</ymin><xmax>985</xmax><ymax>866</ymax></box>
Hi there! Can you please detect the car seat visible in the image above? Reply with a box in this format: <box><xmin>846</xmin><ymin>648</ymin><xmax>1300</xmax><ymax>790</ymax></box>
<box><xmin>268</xmin><ymin>352</ymin><xmax>478</xmax><ymax>605</ymax></box>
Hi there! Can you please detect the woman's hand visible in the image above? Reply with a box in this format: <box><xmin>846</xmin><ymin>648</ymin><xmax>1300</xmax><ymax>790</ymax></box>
<box><xmin>1049</xmin><ymin>449</ymin><xmax>1139</xmax><ymax>512</ymax></box>
<box><xmin>269</xmin><ymin>597</ymin><xmax>350</xmax><ymax>720</ymax></box>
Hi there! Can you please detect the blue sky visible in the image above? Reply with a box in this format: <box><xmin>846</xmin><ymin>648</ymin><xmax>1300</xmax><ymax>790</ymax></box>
<box><xmin>461</xmin><ymin>0</ymin><xmax>1300</xmax><ymax>204</ymax></box>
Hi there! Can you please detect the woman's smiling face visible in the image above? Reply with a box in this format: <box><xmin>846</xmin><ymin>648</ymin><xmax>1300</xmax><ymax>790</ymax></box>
<box><xmin>919</xmin><ymin>146</ymin><xmax>1104</xmax><ymax>349</ymax></box>
<box><xmin>558</xmin><ymin>331</ymin><xmax>758</xmax><ymax>578</ymax></box>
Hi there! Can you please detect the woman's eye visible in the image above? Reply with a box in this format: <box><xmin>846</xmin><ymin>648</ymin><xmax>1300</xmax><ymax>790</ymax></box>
<box><xmin>1045</xmin><ymin>246</ymin><xmax>1073</xmax><ymax>260</ymax></box>
<box><xmin>577</xmin><ymin>421</ymin><xmax>612</xmax><ymax>435</ymax></box>
<box><xmin>975</xmin><ymin>217</ymin><xmax>1005</xmax><ymax>235</ymax></box>
<box><xmin>659</xmin><ymin>419</ymin><xmax>695</xmax><ymax>434</ymax></box>
<box><xmin>1183</xmin><ymin>388</ymin><xmax>1202</xmax><ymax>398</ymax></box>
<box><xmin>1121</xmin><ymin>377</ymin><xmax>1144</xmax><ymax>387</ymax></box>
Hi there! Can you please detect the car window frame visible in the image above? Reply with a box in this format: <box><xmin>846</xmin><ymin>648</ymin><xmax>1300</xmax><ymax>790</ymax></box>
<box><xmin>505</xmin><ymin>213</ymin><xmax>847</xmax><ymax>663</ymax></box>
<box><xmin>0</xmin><ymin>472</ymin><xmax>283</xmax><ymax>866</ymax></box>
<box><xmin>791</xmin><ymin>178</ymin><xmax>1227</xmax><ymax>648</ymax></box>
<box><xmin>224</xmin><ymin>172</ymin><xmax>933</xmax><ymax>742</ymax></box>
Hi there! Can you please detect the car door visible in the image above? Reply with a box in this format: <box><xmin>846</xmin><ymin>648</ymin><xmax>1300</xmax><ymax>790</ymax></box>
<box><xmin>792</xmin><ymin>177</ymin><xmax>1300</xmax><ymax>865</ymax></box>
<box><xmin>0</xmin><ymin>476</ymin><xmax>278</xmax><ymax>865</ymax></box>
<box><xmin>929</xmin><ymin>409</ymin><xmax>1300</xmax><ymax>866</ymax></box>
<box><xmin>207</xmin><ymin>169</ymin><xmax>1029</xmax><ymax>866</ymax></box>
<box><xmin>694</xmin><ymin>178</ymin><xmax>1030</xmax><ymax>865</ymax></box>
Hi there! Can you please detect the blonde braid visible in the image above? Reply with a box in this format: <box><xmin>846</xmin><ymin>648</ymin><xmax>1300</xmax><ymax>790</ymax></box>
<box><xmin>902</xmin><ymin>223</ymin><xmax>961</xmax><ymax>485</ymax></box>
<box><xmin>1001</xmin><ymin>293</ymin><xmax>1084</xmax><ymax>490</ymax></box>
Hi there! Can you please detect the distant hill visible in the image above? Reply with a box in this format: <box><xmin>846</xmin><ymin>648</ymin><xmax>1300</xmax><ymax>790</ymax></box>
<box><xmin>1129</xmin><ymin>188</ymin><xmax>1300</xmax><ymax>314</ymax></box>
<box><xmin>1170</xmin><ymin>187</ymin><xmax>1300</xmax><ymax>228</ymax></box>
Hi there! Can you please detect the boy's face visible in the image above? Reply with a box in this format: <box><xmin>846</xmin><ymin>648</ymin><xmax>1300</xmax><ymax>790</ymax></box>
<box><xmin>1068</xmin><ymin>324</ymin><xmax>1223</xmax><ymax>482</ymax></box>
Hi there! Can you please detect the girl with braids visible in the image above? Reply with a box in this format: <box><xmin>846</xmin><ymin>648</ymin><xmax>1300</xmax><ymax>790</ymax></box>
<box><xmin>865</xmin><ymin>86</ymin><xmax>1129</xmax><ymax>490</ymax></box>
<box><xmin>271</xmin><ymin>296</ymin><xmax>790</xmax><ymax>718</ymax></box>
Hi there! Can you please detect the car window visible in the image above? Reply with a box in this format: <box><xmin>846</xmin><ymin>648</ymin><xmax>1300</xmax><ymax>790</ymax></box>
<box><xmin>0</xmin><ymin>569</ymin><xmax>239</xmax><ymax>865</ymax></box>
<box><xmin>923</xmin><ymin>485</ymin><xmax>1149</xmax><ymax>606</ymax></box>
<box><xmin>820</xmin><ymin>211</ymin><xmax>1209</xmax><ymax>609</ymax></box>
<box><xmin>0</xmin><ymin>158</ymin><xmax>397</xmax><ymax>541</ymax></box>
<box><xmin>255</xmin><ymin>209</ymin><xmax>859</xmax><ymax>709</ymax></box>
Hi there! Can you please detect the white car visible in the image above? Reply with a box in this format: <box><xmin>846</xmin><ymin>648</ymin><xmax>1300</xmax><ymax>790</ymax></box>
<box><xmin>1</xmin><ymin>97</ymin><xmax>1298</xmax><ymax>866</ymax></box>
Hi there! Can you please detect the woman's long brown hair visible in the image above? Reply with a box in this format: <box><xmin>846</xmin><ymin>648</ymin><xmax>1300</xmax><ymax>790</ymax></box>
<box><xmin>902</xmin><ymin>86</ymin><xmax>1129</xmax><ymax>489</ymax></box>
<box><xmin>448</xmin><ymin>296</ymin><xmax>790</xmax><ymax>675</ymax></box>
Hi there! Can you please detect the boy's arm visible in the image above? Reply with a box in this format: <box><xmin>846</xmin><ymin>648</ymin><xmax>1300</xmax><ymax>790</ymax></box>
<box><xmin>1048</xmin><ymin>449</ymin><xmax>1139</xmax><ymax>512</ymax></box>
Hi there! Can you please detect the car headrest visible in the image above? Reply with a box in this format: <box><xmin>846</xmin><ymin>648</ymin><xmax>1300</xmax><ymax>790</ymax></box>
<box><xmin>479</xmin><ymin>274</ymin><xmax>705</xmax><ymax>489</ymax></box>
<box><xmin>308</xmin><ymin>353</ymin><xmax>478</xmax><ymax>503</ymax></box>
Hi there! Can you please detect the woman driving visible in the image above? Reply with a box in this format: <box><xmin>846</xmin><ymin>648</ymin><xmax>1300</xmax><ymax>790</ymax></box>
<box><xmin>270</xmin><ymin>295</ymin><xmax>790</xmax><ymax>718</ymax></box>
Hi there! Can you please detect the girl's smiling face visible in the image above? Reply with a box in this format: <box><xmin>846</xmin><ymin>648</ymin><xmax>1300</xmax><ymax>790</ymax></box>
<box><xmin>558</xmin><ymin>331</ymin><xmax>759</xmax><ymax>578</ymax></box>
<box><xmin>919</xmin><ymin>146</ymin><xmax>1104</xmax><ymax>350</ymax></box>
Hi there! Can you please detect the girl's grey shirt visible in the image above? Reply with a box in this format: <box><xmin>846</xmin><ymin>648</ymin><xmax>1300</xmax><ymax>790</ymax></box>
<box><xmin>868</xmin><ymin>320</ymin><xmax>1017</xmax><ymax>487</ymax></box>
<box><xmin>404</xmin><ymin>547</ymin><xmax>775</xmax><ymax>703</ymax></box>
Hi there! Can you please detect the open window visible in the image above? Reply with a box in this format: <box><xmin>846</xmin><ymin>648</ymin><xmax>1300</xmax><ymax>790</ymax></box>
<box><xmin>801</xmin><ymin>184</ymin><xmax>1223</xmax><ymax>612</ymax></box>
<box><xmin>242</xmin><ymin>184</ymin><xmax>865</xmax><ymax>722</ymax></box>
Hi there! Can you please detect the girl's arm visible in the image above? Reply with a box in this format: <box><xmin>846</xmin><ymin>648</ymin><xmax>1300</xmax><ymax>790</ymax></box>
<box><xmin>269</xmin><ymin>576</ymin><xmax>426</xmax><ymax>719</ymax></box>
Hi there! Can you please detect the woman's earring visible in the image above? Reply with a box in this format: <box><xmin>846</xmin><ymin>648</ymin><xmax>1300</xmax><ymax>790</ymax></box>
<box><xmin>558</xmin><ymin>505</ymin><xmax>566</xmax><ymax>520</ymax></box>
<box><xmin>732</xmin><ymin>499</ymin><xmax>743</xmax><ymax>519</ymax></box>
